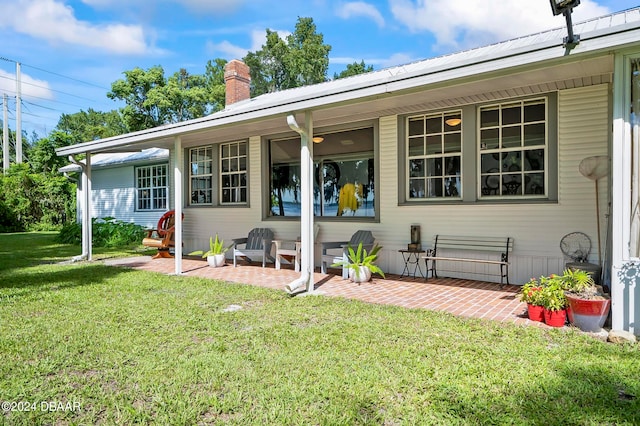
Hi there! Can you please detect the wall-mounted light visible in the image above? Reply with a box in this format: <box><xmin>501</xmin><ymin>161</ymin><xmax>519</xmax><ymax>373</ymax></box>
<box><xmin>549</xmin><ymin>0</ymin><xmax>580</xmax><ymax>48</ymax></box>
<box><xmin>445</xmin><ymin>118</ymin><xmax>462</xmax><ymax>127</ymax></box>
<box><xmin>312</xmin><ymin>136</ymin><xmax>324</xmax><ymax>143</ymax></box>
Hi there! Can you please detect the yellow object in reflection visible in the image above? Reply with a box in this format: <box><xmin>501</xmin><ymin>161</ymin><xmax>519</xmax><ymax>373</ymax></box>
<box><xmin>337</xmin><ymin>183</ymin><xmax>362</xmax><ymax>216</ymax></box>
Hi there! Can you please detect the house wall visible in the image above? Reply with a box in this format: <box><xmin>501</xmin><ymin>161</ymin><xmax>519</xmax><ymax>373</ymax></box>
<box><xmin>181</xmin><ymin>84</ymin><xmax>610</xmax><ymax>285</ymax></box>
<box><xmin>85</xmin><ymin>164</ymin><xmax>168</xmax><ymax>229</ymax></box>
<box><xmin>371</xmin><ymin>84</ymin><xmax>610</xmax><ymax>284</ymax></box>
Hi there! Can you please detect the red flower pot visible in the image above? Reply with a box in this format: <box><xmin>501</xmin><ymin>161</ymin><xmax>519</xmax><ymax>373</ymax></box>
<box><xmin>527</xmin><ymin>304</ymin><xmax>545</xmax><ymax>322</ymax></box>
<box><xmin>565</xmin><ymin>294</ymin><xmax>611</xmax><ymax>332</ymax></box>
<box><xmin>543</xmin><ymin>308</ymin><xmax>567</xmax><ymax>327</ymax></box>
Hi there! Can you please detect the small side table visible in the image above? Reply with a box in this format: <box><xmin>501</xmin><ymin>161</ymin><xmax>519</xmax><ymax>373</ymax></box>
<box><xmin>398</xmin><ymin>249</ymin><xmax>425</xmax><ymax>279</ymax></box>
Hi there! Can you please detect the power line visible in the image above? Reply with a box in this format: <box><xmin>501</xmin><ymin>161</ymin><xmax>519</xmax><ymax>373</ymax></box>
<box><xmin>1</xmin><ymin>55</ymin><xmax>110</xmax><ymax>91</ymax></box>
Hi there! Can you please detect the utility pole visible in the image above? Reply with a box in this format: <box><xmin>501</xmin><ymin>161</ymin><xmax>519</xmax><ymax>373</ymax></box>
<box><xmin>15</xmin><ymin>62</ymin><xmax>22</xmax><ymax>163</ymax></box>
<box><xmin>2</xmin><ymin>93</ymin><xmax>8</xmax><ymax>173</ymax></box>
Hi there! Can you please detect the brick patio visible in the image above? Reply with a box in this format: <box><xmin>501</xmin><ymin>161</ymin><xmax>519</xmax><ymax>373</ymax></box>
<box><xmin>105</xmin><ymin>256</ymin><xmax>547</xmax><ymax>327</ymax></box>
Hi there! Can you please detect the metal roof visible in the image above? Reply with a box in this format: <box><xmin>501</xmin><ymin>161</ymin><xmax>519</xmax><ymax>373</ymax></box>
<box><xmin>57</xmin><ymin>7</ymin><xmax>640</xmax><ymax>157</ymax></box>
<box><xmin>59</xmin><ymin>147</ymin><xmax>169</xmax><ymax>172</ymax></box>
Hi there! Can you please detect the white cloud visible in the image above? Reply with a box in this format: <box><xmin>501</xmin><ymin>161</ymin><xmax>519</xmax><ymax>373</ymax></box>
<box><xmin>81</xmin><ymin>0</ymin><xmax>245</xmax><ymax>13</ymax></box>
<box><xmin>178</xmin><ymin>0</ymin><xmax>245</xmax><ymax>13</ymax></box>
<box><xmin>0</xmin><ymin>69</ymin><xmax>54</xmax><ymax>100</ymax></box>
<box><xmin>337</xmin><ymin>2</ymin><xmax>385</xmax><ymax>28</ymax></box>
<box><xmin>0</xmin><ymin>0</ymin><xmax>152</xmax><ymax>54</ymax></box>
<box><xmin>389</xmin><ymin>0</ymin><xmax>611</xmax><ymax>49</ymax></box>
<box><xmin>206</xmin><ymin>28</ymin><xmax>291</xmax><ymax>60</ymax></box>
<box><xmin>205</xmin><ymin>40</ymin><xmax>248</xmax><ymax>60</ymax></box>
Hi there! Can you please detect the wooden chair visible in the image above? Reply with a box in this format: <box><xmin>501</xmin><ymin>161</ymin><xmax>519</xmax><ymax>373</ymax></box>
<box><xmin>321</xmin><ymin>230</ymin><xmax>375</xmax><ymax>278</ymax></box>
<box><xmin>232</xmin><ymin>228</ymin><xmax>275</xmax><ymax>267</ymax></box>
<box><xmin>274</xmin><ymin>224</ymin><xmax>320</xmax><ymax>271</ymax></box>
<box><xmin>142</xmin><ymin>210</ymin><xmax>183</xmax><ymax>259</ymax></box>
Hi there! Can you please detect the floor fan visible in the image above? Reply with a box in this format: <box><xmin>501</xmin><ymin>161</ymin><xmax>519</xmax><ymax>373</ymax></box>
<box><xmin>578</xmin><ymin>155</ymin><xmax>609</xmax><ymax>266</ymax></box>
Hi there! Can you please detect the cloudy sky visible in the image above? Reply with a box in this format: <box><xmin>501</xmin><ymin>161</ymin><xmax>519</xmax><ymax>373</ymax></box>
<box><xmin>0</xmin><ymin>0</ymin><xmax>636</xmax><ymax>137</ymax></box>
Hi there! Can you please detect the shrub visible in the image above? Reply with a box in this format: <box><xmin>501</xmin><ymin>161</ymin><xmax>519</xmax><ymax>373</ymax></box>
<box><xmin>56</xmin><ymin>217</ymin><xmax>147</xmax><ymax>248</ymax></box>
<box><xmin>0</xmin><ymin>164</ymin><xmax>75</xmax><ymax>231</ymax></box>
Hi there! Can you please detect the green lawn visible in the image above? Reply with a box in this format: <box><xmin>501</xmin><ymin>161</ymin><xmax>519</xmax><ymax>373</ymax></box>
<box><xmin>0</xmin><ymin>232</ymin><xmax>638</xmax><ymax>425</ymax></box>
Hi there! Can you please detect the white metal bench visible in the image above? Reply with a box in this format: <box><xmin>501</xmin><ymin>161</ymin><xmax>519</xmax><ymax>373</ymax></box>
<box><xmin>422</xmin><ymin>235</ymin><xmax>513</xmax><ymax>285</ymax></box>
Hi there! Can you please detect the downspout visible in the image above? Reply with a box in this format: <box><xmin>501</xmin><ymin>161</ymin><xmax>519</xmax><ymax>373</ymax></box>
<box><xmin>68</xmin><ymin>155</ymin><xmax>91</xmax><ymax>262</ymax></box>
<box><xmin>285</xmin><ymin>112</ymin><xmax>315</xmax><ymax>294</ymax></box>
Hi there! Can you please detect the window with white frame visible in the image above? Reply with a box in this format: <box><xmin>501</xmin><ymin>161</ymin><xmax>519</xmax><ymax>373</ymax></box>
<box><xmin>190</xmin><ymin>146</ymin><xmax>213</xmax><ymax>204</ymax></box>
<box><xmin>220</xmin><ymin>141</ymin><xmax>247</xmax><ymax>204</ymax></box>
<box><xmin>407</xmin><ymin>111</ymin><xmax>462</xmax><ymax>199</ymax></box>
<box><xmin>136</xmin><ymin>164</ymin><xmax>168</xmax><ymax>210</ymax></box>
<box><xmin>478</xmin><ymin>98</ymin><xmax>547</xmax><ymax>198</ymax></box>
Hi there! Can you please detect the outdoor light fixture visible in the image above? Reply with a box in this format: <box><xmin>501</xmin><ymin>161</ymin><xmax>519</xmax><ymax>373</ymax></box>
<box><xmin>312</xmin><ymin>136</ymin><xmax>324</xmax><ymax>143</ymax></box>
<box><xmin>549</xmin><ymin>0</ymin><xmax>581</xmax><ymax>48</ymax></box>
<box><xmin>445</xmin><ymin>118</ymin><xmax>462</xmax><ymax>127</ymax></box>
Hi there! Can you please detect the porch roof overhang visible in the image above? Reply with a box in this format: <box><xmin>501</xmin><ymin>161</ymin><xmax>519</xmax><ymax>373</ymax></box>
<box><xmin>56</xmin><ymin>8</ymin><xmax>640</xmax><ymax>157</ymax></box>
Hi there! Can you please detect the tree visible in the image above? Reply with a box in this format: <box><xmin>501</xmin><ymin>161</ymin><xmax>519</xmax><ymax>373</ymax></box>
<box><xmin>334</xmin><ymin>60</ymin><xmax>374</xmax><ymax>80</ymax></box>
<box><xmin>286</xmin><ymin>17</ymin><xmax>331</xmax><ymax>88</ymax></box>
<box><xmin>29</xmin><ymin>131</ymin><xmax>74</xmax><ymax>174</ymax></box>
<box><xmin>244</xmin><ymin>17</ymin><xmax>331</xmax><ymax>97</ymax></box>
<box><xmin>56</xmin><ymin>108</ymin><xmax>127</xmax><ymax>143</ymax></box>
<box><xmin>107</xmin><ymin>66</ymin><xmax>168</xmax><ymax>131</ymax></box>
<box><xmin>205</xmin><ymin>58</ymin><xmax>228</xmax><ymax>113</ymax></box>
<box><xmin>108</xmin><ymin>64</ymin><xmax>228</xmax><ymax>132</ymax></box>
<box><xmin>148</xmin><ymin>68</ymin><xmax>211</xmax><ymax>124</ymax></box>
<box><xmin>244</xmin><ymin>29</ymin><xmax>290</xmax><ymax>96</ymax></box>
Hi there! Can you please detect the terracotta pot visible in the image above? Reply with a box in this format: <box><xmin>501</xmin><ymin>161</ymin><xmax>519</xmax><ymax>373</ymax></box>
<box><xmin>565</xmin><ymin>294</ymin><xmax>611</xmax><ymax>332</ymax></box>
<box><xmin>527</xmin><ymin>304</ymin><xmax>545</xmax><ymax>322</ymax></box>
<box><xmin>207</xmin><ymin>254</ymin><xmax>226</xmax><ymax>267</ymax></box>
<box><xmin>543</xmin><ymin>308</ymin><xmax>566</xmax><ymax>327</ymax></box>
<box><xmin>349</xmin><ymin>266</ymin><xmax>372</xmax><ymax>283</ymax></box>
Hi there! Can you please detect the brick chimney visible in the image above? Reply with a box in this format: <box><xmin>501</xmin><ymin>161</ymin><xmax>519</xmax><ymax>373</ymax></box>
<box><xmin>224</xmin><ymin>59</ymin><xmax>251</xmax><ymax>105</ymax></box>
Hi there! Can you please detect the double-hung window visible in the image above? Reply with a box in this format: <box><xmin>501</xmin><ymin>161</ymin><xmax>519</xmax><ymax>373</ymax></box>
<box><xmin>479</xmin><ymin>99</ymin><xmax>547</xmax><ymax>198</ymax></box>
<box><xmin>220</xmin><ymin>141</ymin><xmax>247</xmax><ymax>204</ymax></box>
<box><xmin>189</xmin><ymin>141</ymin><xmax>248</xmax><ymax>206</ymax></box>
<box><xmin>407</xmin><ymin>111</ymin><xmax>462</xmax><ymax>199</ymax></box>
<box><xmin>190</xmin><ymin>146</ymin><xmax>213</xmax><ymax>204</ymax></box>
<box><xmin>136</xmin><ymin>164</ymin><xmax>168</xmax><ymax>210</ymax></box>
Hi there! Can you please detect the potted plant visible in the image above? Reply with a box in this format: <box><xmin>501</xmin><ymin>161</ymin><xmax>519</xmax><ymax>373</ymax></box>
<box><xmin>561</xmin><ymin>268</ymin><xmax>611</xmax><ymax>332</ymax></box>
<box><xmin>332</xmin><ymin>242</ymin><xmax>385</xmax><ymax>283</ymax></box>
<box><xmin>189</xmin><ymin>234</ymin><xmax>230</xmax><ymax>267</ymax></box>
<box><xmin>519</xmin><ymin>277</ymin><xmax>545</xmax><ymax>322</ymax></box>
<box><xmin>539</xmin><ymin>276</ymin><xmax>567</xmax><ymax>327</ymax></box>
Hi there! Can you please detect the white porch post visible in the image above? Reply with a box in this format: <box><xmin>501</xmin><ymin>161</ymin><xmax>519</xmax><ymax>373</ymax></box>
<box><xmin>85</xmin><ymin>153</ymin><xmax>92</xmax><ymax>261</ymax></box>
<box><xmin>611</xmin><ymin>52</ymin><xmax>632</xmax><ymax>332</ymax></box>
<box><xmin>302</xmin><ymin>111</ymin><xmax>315</xmax><ymax>292</ymax></box>
<box><xmin>284</xmin><ymin>112</ymin><xmax>315</xmax><ymax>294</ymax></box>
<box><xmin>174</xmin><ymin>136</ymin><xmax>183</xmax><ymax>275</ymax></box>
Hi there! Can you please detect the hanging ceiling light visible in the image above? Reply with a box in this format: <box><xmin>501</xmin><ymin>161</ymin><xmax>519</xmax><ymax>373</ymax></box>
<box><xmin>445</xmin><ymin>118</ymin><xmax>462</xmax><ymax>127</ymax></box>
<box><xmin>312</xmin><ymin>136</ymin><xmax>324</xmax><ymax>143</ymax></box>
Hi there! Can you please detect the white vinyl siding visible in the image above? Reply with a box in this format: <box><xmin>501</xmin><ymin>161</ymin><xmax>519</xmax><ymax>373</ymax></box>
<box><xmin>85</xmin><ymin>165</ymin><xmax>168</xmax><ymax>229</ymax></box>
